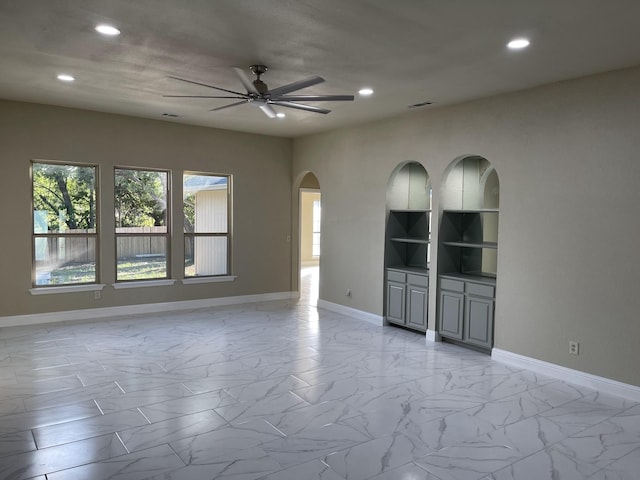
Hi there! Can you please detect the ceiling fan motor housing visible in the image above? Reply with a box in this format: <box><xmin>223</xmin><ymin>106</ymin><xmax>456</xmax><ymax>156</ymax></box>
<box><xmin>249</xmin><ymin>65</ymin><xmax>269</xmax><ymax>94</ymax></box>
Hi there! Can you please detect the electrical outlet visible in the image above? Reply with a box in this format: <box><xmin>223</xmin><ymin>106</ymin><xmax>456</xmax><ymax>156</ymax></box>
<box><xmin>94</xmin><ymin>290</ymin><xmax>101</xmax><ymax>300</ymax></box>
<box><xmin>569</xmin><ymin>340</ymin><xmax>579</xmax><ymax>355</ymax></box>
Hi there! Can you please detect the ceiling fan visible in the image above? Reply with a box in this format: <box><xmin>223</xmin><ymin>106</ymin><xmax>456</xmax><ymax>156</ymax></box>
<box><xmin>164</xmin><ymin>65</ymin><xmax>355</xmax><ymax>118</ymax></box>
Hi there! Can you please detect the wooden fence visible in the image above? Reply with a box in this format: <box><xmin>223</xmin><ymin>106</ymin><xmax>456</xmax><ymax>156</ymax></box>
<box><xmin>37</xmin><ymin>227</ymin><xmax>179</xmax><ymax>264</ymax></box>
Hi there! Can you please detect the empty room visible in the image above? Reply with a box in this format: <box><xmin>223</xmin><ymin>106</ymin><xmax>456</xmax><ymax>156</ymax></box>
<box><xmin>1</xmin><ymin>1</ymin><xmax>640</xmax><ymax>479</ymax></box>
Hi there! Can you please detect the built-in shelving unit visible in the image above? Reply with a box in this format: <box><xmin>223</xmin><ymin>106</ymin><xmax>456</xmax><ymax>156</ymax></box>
<box><xmin>384</xmin><ymin>162</ymin><xmax>431</xmax><ymax>333</ymax></box>
<box><xmin>385</xmin><ymin>209</ymin><xmax>430</xmax><ymax>332</ymax></box>
<box><xmin>438</xmin><ymin>209</ymin><xmax>498</xmax><ymax>278</ymax></box>
<box><xmin>438</xmin><ymin>208</ymin><xmax>499</xmax><ymax>352</ymax></box>
<box><xmin>386</xmin><ymin>209</ymin><xmax>431</xmax><ymax>273</ymax></box>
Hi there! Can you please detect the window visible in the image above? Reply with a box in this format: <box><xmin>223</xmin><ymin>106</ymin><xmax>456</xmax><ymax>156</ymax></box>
<box><xmin>312</xmin><ymin>198</ymin><xmax>321</xmax><ymax>257</ymax></box>
<box><xmin>32</xmin><ymin>161</ymin><xmax>98</xmax><ymax>286</ymax></box>
<box><xmin>183</xmin><ymin>173</ymin><xmax>230</xmax><ymax>277</ymax></box>
<box><xmin>115</xmin><ymin>168</ymin><xmax>169</xmax><ymax>281</ymax></box>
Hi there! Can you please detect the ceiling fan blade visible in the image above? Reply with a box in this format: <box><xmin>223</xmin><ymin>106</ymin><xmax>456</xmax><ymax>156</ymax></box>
<box><xmin>259</xmin><ymin>103</ymin><xmax>277</xmax><ymax>119</ymax></box>
<box><xmin>271</xmin><ymin>101</ymin><xmax>331</xmax><ymax>115</ymax></box>
<box><xmin>168</xmin><ymin>75</ymin><xmax>246</xmax><ymax>96</ymax></box>
<box><xmin>232</xmin><ymin>67</ymin><xmax>259</xmax><ymax>94</ymax></box>
<box><xmin>273</xmin><ymin>94</ymin><xmax>354</xmax><ymax>102</ymax></box>
<box><xmin>210</xmin><ymin>100</ymin><xmax>247</xmax><ymax>112</ymax></box>
<box><xmin>163</xmin><ymin>95</ymin><xmax>247</xmax><ymax>99</ymax></box>
<box><xmin>267</xmin><ymin>76</ymin><xmax>325</xmax><ymax>97</ymax></box>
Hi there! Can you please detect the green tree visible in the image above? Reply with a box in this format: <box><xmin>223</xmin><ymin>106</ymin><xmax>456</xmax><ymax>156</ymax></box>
<box><xmin>32</xmin><ymin>163</ymin><xmax>95</xmax><ymax>231</ymax></box>
<box><xmin>114</xmin><ymin>169</ymin><xmax>167</xmax><ymax>227</ymax></box>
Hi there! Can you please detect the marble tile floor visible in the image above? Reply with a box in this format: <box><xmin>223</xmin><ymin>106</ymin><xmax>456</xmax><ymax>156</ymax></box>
<box><xmin>1</xmin><ymin>276</ymin><xmax>639</xmax><ymax>478</ymax></box>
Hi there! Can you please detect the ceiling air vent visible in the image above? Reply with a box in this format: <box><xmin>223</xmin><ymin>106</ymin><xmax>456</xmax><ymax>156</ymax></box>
<box><xmin>408</xmin><ymin>101</ymin><xmax>432</xmax><ymax>109</ymax></box>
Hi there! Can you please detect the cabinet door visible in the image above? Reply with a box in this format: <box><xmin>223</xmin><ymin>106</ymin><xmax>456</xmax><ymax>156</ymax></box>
<box><xmin>406</xmin><ymin>285</ymin><xmax>427</xmax><ymax>331</ymax></box>
<box><xmin>386</xmin><ymin>281</ymin><xmax>405</xmax><ymax>325</ymax></box>
<box><xmin>439</xmin><ymin>290</ymin><xmax>463</xmax><ymax>340</ymax></box>
<box><xmin>464</xmin><ymin>295</ymin><xmax>494</xmax><ymax>349</ymax></box>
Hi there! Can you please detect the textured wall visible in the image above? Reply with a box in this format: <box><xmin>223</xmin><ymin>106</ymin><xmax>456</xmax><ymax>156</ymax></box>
<box><xmin>293</xmin><ymin>66</ymin><xmax>640</xmax><ymax>386</ymax></box>
<box><xmin>0</xmin><ymin>100</ymin><xmax>292</xmax><ymax>316</ymax></box>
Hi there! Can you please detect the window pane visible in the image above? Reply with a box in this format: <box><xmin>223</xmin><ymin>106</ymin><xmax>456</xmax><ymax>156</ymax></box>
<box><xmin>117</xmin><ymin>236</ymin><xmax>167</xmax><ymax>280</ymax></box>
<box><xmin>32</xmin><ymin>163</ymin><xmax>97</xmax><ymax>234</ymax></box>
<box><xmin>35</xmin><ymin>237</ymin><xmax>96</xmax><ymax>285</ymax></box>
<box><xmin>183</xmin><ymin>174</ymin><xmax>228</xmax><ymax>234</ymax></box>
<box><xmin>115</xmin><ymin>169</ymin><xmax>168</xmax><ymax>231</ymax></box>
<box><xmin>312</xmin><ymin>232</ymin><xmax>321</xmax><ymax>257</ymax></box>
<box><xmin>185</xmin><ymin>236</ymin><xmax>228</xmax><ymax>277</ymax></box>
<box><xmin>313</xmin><ymin>199</ymin><xmax>321</xmax><ymax>233</ymax></box>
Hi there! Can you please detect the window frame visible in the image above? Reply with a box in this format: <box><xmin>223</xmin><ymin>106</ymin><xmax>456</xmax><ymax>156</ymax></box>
<box><xmin>31</xmin><ymin>159</ymin><xmax>100</xmax><ymax>288</ymax></box>
<box><xmin>114</xmin><ymin>166</ymin><xmax>171</xmax><ymax>282</ymax></box>
<box><xmin>183</xmin><ymin>171</ymin><xmax>232</xmax><ymax>278</ymax></box>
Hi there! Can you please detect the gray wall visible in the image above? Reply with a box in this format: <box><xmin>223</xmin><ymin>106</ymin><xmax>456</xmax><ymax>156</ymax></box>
<box><xmin>0</xmin><ymin>100</ymin><xmax>292</xmax><ymax>317</ymax></box>
<box><xmin>292</xmin><ymin>66</ymin><xmax>640</xmax><ymax>386</ymax></box>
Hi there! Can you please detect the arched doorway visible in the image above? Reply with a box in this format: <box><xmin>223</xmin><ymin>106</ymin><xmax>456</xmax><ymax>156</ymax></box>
<box><xmin>298</xmin><ymin>172</ymin><xmax>321</xmax><ymax>305</ymax></box>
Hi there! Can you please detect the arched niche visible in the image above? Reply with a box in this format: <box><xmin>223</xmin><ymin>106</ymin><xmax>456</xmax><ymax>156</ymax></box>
<box><xmin>437</xmin><ymin>155</ymin><xmax>499</xmax><ymax>352</ymax></box>
<box><xmin>387</xmin><ymin>162</ymin><xmax>431</xmax><ymax>210</ymax></box>
<box><xmin>441</xmin><ymin>155</ymin><xmax>499</xmax><ymax>210</ymax></box>
<box><xmin>383</xmin><ymin>161</ymin><xmax>432</xmax><ymax>333</ymax></box>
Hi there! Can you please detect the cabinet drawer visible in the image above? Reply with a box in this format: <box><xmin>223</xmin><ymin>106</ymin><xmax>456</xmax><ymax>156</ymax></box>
<box><xmin>387</xmin><ymin>270</ymin><xmax>406</xmax><ymax>283</ymax></box>
<box><xmin>466</xmin><ymin>282</ymin><xmax>495</xmax><ymax>298</ymax></box>
<box><xmin>407</xmin><ymin>273</ymin><xmax>428</xmax><ymax>287</ymax></box>
<box><xmin>440</xmin><ymin>278</ymin><xmax>464</xmax><ymax>292</ymax></box>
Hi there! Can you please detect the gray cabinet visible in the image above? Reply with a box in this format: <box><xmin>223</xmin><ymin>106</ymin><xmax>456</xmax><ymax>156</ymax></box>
<box><xmin>439</xmin><ymin>289</ymin><xmax>463</xmax><ymax>339</ymax></box>
<box><xmin>438</xmin><ymin>275</ymin><xmax>495</xmax><ymax>351</ymax></box>
<box><xmin>464</xmin><ymin>295</ymin><xmax>494</xmax><ymax>349</ymax></box>
<box><xmin>406</xmin><ymin>274</ymin><xmax>428</xmax><ymax>330</ymax></box>
<box><xmin>386</xmin><ymin>269</ymin><xmax>428</xmax><ymax>332</ymax></box>
<box><xmin>438</xmin><ymin>209</ymin><xmax>498</xmax><ymax>352</ymax></box>
<box><xmin>386</xmin><ymin>280</ymin><xmax>405</xmax><ymax>324</ymax></box>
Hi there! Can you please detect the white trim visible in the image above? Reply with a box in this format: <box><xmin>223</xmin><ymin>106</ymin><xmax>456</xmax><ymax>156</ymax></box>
<box><xmin>492</xmin><ymin>348</ymin><xmax>640</xmax><ymax>402</ymax></box>
<box><xmin>112</xmin><ymin>279</ymin><xmax>176</xmax><ymax>289</ymax></box>
<box><xmin>426</xmin><ymin>329</ymin><xmax>440</xmax><ymax>343</ymax></box>
<box><xmin>182</xmin><ymin>276</ymin><xmax>237</xmax><ymax>285</ymax></box>
<box><xmin>317</xmin><ymin>299</ymin><xmax>384</xmax><ymax>326</ymax></box>
<box><xmin>29</xmin><ymin>284</ymin><xmax>106</xmax><ymax>295</ymax></box>
<box><xmin>0</xmin><ymin>291</ymin><xmax>297</xmax><ymax>328</ymax></box>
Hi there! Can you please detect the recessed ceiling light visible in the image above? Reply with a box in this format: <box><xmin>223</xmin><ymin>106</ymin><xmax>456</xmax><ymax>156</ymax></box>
<box><xmin>359</xmin><ymin>88</ymin><xmax>374</xmax><ymax>96</ymax></box>
<box><xmin>276</xmin><ymin>112</ymin><xmax>286</xmax><ymax>118</ymax></box>
<box><xmin>507</xmin><ymin>38</ymin><xmax>530</xmax><ymax>50</ymax></box>
<box><xmin>95</xmin><ymin>24</ymin><xmax>121</xmax><ymax>36</ymax></box>
<box><xmin>57</xmin><ymin>74</ymin><xmax>75</xmax><ymax>82</ymax></box>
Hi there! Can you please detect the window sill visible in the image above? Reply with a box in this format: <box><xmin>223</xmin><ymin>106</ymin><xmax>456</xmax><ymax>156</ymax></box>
<box><xmin>29</xmin><ymin>284</ymin><xmax>107</xmax><ymax>295</ymax></box>
<box><xmin>182</xmin><ymin>276</ymin><xmax>237</xmax><ymax>285</ymax></box>
<box><xmin>112</xmin><ymin>279</ymin><xmax>177</xmax><ymax>289</ymax></box>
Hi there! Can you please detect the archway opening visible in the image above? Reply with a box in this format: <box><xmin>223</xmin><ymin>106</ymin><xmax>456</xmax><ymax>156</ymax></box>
<box><xmin>299</xmin><ymin>172</ymin><xmax>321</xmax><ymax>305</ymax></box>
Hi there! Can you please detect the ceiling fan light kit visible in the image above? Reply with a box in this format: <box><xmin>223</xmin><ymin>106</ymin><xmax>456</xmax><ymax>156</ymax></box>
<box><xmin>165</xmin><ymin>64</ymin><xmax>355</xmax><ymax>118</ymax></box>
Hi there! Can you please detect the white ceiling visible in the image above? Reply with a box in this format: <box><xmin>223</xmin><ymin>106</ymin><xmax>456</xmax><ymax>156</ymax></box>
<box><xmin>1</xmin><ymin>0</ymin><xmax>640</xmax><ymax>138</ymax></box>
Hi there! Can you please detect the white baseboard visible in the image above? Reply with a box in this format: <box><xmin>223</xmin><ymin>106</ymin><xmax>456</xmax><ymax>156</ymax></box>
<box><xmin>492</xmin><ymin>348</ymin><xmax>640</xmax><ymax>402</ymax></box>
<box><xmin>0</xmin><ymin>291</ymin><xmax>297</xmax><ymax>328</ymax></box>
<box><xmin>317</xmin><ymin>299</ymin><xmax>384</xmax><ymax>326</ymax></box>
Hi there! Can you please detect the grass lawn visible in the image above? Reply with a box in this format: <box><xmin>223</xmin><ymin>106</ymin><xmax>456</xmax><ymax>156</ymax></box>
<box><xmin>40</xmin><ymin>258</ymin><xmax>169</xmax><ymax>284</ymax></box>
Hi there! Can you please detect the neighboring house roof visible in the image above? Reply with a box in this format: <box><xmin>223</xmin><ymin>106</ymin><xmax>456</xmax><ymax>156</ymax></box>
<box><xmin>183</xmin><ymin>175</ymin><xmax>227</xmax><ymax>193</ymax></box>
